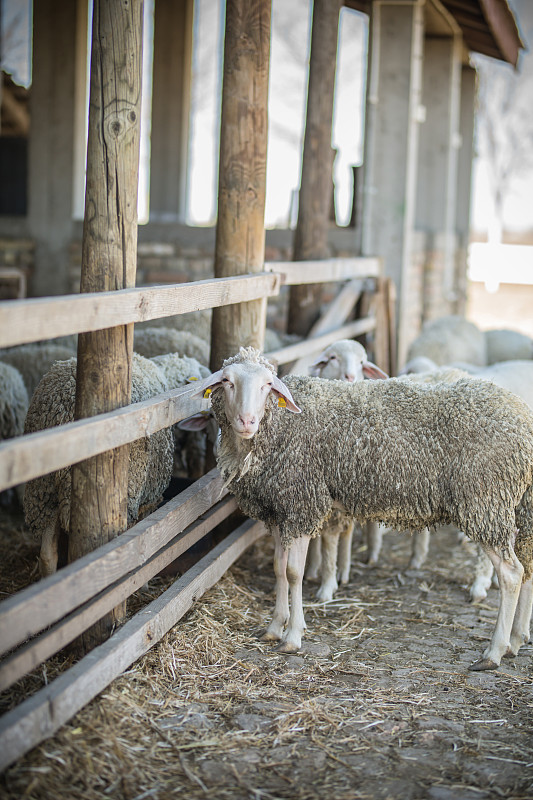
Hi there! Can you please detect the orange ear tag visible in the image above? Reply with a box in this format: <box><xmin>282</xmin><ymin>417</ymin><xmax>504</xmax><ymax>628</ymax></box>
<box><xmin>278</xmin><ymin>397</ymin><xmax>287</xmax><ymax>408</ymax></box>
<box><xmin>204</xmin><ymin>388</ymin><xmax>212</xmax><ymax>399</ymax></box>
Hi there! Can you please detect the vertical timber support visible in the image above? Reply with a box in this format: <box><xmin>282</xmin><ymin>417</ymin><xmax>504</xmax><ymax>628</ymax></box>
<box><xmin>360</xmin><ymin>0</ymin><xmax>424</xmax><ymax>367</ymax></box>
<box><xmin>210</xmin><ymin>0</ymin><xmax>272</xmax><ymax>369</ymax></box>
<box><xmin>416</xmin><ymin>32</ymin><xmax>462</xmax><ymax>323</ymax></box>
<box><xmin>149</xmin><ymin>0</ymin><xmax>193</xmax><ymax>221</ymax></box>
<box><xmin>69</xmin><ymin>0</ymin><xmax>144</xmax><ymax>652</ymax></box>
<box><xmin>287</xmin><ymin>0</ymin><xmax>343</xmax><ymax>338</ymax></box>
<box><xmin>454</xmin><ymin>65</ymin><xmax>476</xmax><ymax>316</ymax></box>
<box><xmin>28</xmin><ymin>0</ymin><xmax>78</xmax><ymax>295</ymax></box>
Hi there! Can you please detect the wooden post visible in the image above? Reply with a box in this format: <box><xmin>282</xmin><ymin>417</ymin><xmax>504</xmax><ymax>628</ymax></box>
<box><xmin>210</xmin><ymin>0</ymin><xmax>271</xmax><ymax>371</ymax></box>
<box><xmin>287</xmin><ymin>0</ymin><xmax>342</xmax><ymax>337</ymax></box>
<box><xmin>69</xmin><ymin>0</ymin><xmax>144</xmax><ymax>652</ymax></box>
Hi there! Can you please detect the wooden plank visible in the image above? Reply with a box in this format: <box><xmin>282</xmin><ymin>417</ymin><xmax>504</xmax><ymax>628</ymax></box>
<box><xmin>0</xmin><ymin>496</ymin><xmax>238</xmax><ymax>693</ymax></box>
<box><xmin>0</xmin><ymin>272</ymin><xmax>281</xmax><ymax>349</ymax></box>
<box><xmin>0</xmin><ymin>519</ymin><xmax>266</xmax><ymax>774</ymax></box>
<box><xmin>0</xmin><ymin>382</ymin><xmax>206</xmax><ymax>492</ymax></box>
<box><xmin>265</xmin><ymin>316</ymin><xmax>376</xmax><ymax>367</ymax></box>
<box><xmin>266</xmin><ymin>257</ymin><xmax>381</xmax><ymax>286</ymax></box>
<box><xmin>0</xmin><ymin>470</ymin><xmax>229</xmax><ymax>656</ymax></box>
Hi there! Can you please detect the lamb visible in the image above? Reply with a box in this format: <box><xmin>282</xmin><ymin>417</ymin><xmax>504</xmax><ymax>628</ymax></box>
<box><xmin>133</xmin><ymin>327</ymin><xmax>210</xmax><ymax>367</ymax></box>
<box><xmin>23</xmin><ymin>353</ymin><xmax>174</xmax><ymax>576</ymax></box>
<box><xmin>0</xmin><ymin>342</ymin><xmax>77</xmax><ymax>398</ymax></box>
<box><xmin>189</xmin><ymin>347</ymin><xmax>533</xmax><ymax>670</ymax></box>
<box><xmin>305</xmin><ymin>340</ymin><xmax>388</xmax><ymax>601</ymax></box>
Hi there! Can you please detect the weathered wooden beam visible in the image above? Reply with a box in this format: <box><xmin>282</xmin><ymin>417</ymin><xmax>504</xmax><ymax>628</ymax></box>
<box><xmin>0</xmin><ymin>471</ymin><xmax>229</xmax><ymax>656</ymax></box>
<box><xmin>69</xmin><ymin>0</ymin><xmax>146</xmax><ymax>648</ymax></box>
<box><xmin>0</xmin><ymin>495</ymin><xmax>238</xmax><ymax>693</ymax></box>
<box><xmin>0</xmin><ymin>519</ymin><xmax>266</xmax><ymax>774</ymax></box>
<box><xmin>288</xmin><ymin>0</ymin><xmax>343</xmax><ymax>337</ymax></box>
<box><xmin>210</xmin><ymin>0</ymin><xmax>272</xmax><ymax>369</ymax></box>
<box><xmin>267</xmin><ymin>258</ymin><xmax>381</xmax><ymax>285</ymax></box>
<box><xmin>0</xmin><ymin>273</ymin><xmax>281</xmax><ymax>349</ymax></box>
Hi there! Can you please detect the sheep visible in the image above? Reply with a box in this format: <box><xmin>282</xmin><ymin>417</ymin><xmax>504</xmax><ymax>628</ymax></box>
<box><xmin>485</xmin><ymin>329</ymin><xmax>533</xmax><ymax>365</ymax></box>
<box><xmin>406</xmin><ymin>315</ymin><xmax>487</xmax><ymax>368</ymax></box>
<box><xmin>0</xmin><ymin>362</ymin><xmax>29</xmax><ymax>507</ymax></box>
<box><xmin>149</xmin><ymin>352</ymin><xmax>211</xmax><ymax>479</ymax></box>
<box><xmin>133</xmin><ymin>327</ymin><xmax>210</xmax><ymax>367</ymax></box>
<box><xmin>188</xmin><ymin>346</ymin><xmax>533</xmax><ymax>670</ymax></box>
<box><xmin>0</xmin><ymin>342</ymin><xmax>77</xmax><ymax>398</ymax></box>
<box><xmin>304</xmin><ymin>340</ymin><xmax>388</xmax><ymax>601</ymax></box>
<box><xmin>23</xmin><ymin>354</ymin><xmax>174</xmax><ymax>576</ymax></box>
<box><xmin>399</xmin><ymin>358</ymin><xmax>533</xmax><ymax>584</ymax></box>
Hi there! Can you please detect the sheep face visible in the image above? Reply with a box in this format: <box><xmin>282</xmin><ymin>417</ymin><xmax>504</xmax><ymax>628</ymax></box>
<box><xmin>310</xmin><ymin>340</ymin><xmax>388</xmax><ymax>382</ymax></box>
<box><xmin>190</xmin><ymin>359</ymin><xmax>301</xmax><ymax>439</ymax></box>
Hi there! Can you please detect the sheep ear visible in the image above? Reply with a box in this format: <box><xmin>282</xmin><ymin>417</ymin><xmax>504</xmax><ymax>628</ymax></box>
<box><xmin>186</xmin><ymin>369</ymin><xmax>224</xmax><ymax>398</ymax></box>
<box><xmin>363</xmin><ymin>360</ymin><xmax>389</xmax><ymax>380</ymax></box>
<box><xmin>271</xmin><ymin>375</ymin><xmax>302</xmax><ymax>413</ymax></box>
<box><xmin>178</xmin><ymin>412</ymin><xmax>211</xmax><ymax>431</ymax></box>
<box><xmin>309</xmin><ymin>354</ymin><xmax>328</xmax><ymax>376</ymax></box>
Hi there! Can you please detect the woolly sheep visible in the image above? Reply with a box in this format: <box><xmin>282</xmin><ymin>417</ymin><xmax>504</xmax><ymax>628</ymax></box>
<box><xmin>134</xmin><ymin>327</ymin><xmax>210</xmax><ymax>367</ymax></box>
<box><xmin>23</xmin><ymin>354</ymin><xmax>174</xmax><ymax>576</ymax></box>
<box><xmin>406</xmin><ymin>315</ymin><xmax>487</xmax><ymax>368</ymax></box>
<box><xmin>305</xmin><ymin>340</ymin><xmax>388</xmax><ymax>601</ymax></box>
<box><xmin>189</xmin><ymin>347</ymin><xmax>533</xmax><ymax>670</ymax></box>
<box><xmin>0</xmin><ymin>362</ymin><xmax>29</xmax><ymax>508</ymax></box>
<box><xmin>0</xmin><ymin>342</ymin><xmax>77</xmax><ymax>398</ymax></box>
<box><xmin>485</xmin><ymin>329</ymin><xmax>533</xmax><ymax>365</ymax></box>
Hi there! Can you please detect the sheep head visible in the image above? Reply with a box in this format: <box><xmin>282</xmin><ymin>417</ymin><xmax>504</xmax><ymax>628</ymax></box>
<box><xmin>310</xmin><ymin>339</ymin><xmax>388</xmax><ymax>382</ymax></box>
<box><xmin>188</xmin><ymin>347</ymin><xmax>301</xmax><ymax>439</ymax></box>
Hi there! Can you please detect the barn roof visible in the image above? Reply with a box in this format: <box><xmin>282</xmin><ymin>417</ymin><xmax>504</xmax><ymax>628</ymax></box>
<box><xmin>346</xmin><ymin>0</ymin><xmax>524</xmax><ymax>67</ymax></box>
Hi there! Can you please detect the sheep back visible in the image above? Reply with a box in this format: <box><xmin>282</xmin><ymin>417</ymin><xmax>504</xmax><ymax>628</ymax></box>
<box><xmin>0</xmin><ymin>361</ymin><xmax>29</xmax><ymax>440</ymax></box>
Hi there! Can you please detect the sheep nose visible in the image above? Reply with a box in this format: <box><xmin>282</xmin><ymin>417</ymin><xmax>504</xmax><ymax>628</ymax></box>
<box><xmin>344</xmin><ymin>374</ymin><xmax>355</xmax><ymax>383</ymax></box>
<box><xmin>238</xmin><ymin>413</ymin><xmax>256</xmax><ymax>429</ymax></box>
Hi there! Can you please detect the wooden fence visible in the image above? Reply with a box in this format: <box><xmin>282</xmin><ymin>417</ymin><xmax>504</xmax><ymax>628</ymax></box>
<box><xmin>0</xmin><ymin>256</ymin><xmax>393</xmax><ymax>771</ymax></box>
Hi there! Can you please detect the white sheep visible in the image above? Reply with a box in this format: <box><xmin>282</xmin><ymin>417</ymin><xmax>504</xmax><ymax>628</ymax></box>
<box><xmin>399</xmin><ymin>358</ymin><xmax>533</xmax><ymax>589</ymax></box>
<box><xmin>406</xmin><ymin>315</ymin><xmax>487</xmax><ymax>367</ymax></box>
<box><xmin>23</xmin><ymin>354</ymin><xmax>175</xmax><ymax>576</ymax></box>
<box><xmin>134</xmin><ymin>327</ymin><xmax>210</xmax><ymax>367</ymax></box>
<box><xmin>304</xmin><ymin>340</ymin><xmax>388</xmax><ymax>601</ymax></box>
<box><xmin>0</xmin><ymin>342</ymin><xmax>77</xmax><ymax>399</ymax></box>
<box><xmin>485</xmin><ymin>329</ymin><xmax>533</xmax><ymax>365</ymax></box>
<box><xmin>189</xmin><ymin>347</ymin><xmax>533</xmax><ymax>671</ymax></box>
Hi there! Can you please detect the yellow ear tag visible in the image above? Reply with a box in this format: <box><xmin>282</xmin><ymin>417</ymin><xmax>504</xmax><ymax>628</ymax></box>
<box><xmin>188</xmin><ymin>376</ymin><xmax>198</xmax><ymax>381</ymax></box>
<box><xmin>278</xmin><ymin>397</ymin><xmax>287</xmax><ymax>408</ymax></box>
<box><xmin>204</xmin><ymin>388</ymin><xmax>212</xmax><ymax>398</ymax></box>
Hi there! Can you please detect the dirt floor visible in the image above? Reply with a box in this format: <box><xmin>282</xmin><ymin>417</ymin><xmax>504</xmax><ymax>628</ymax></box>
<box><xmin>1</xmin><ymin>511</ymin><xmax>533</xmax><ymax>800</ymax></box>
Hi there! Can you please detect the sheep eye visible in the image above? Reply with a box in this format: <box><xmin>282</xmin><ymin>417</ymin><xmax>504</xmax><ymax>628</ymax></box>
<box><xmin>329</xmin><ymin>354</ymin><xmax>338</xmax><ymax>361</ymax></box>
<box><xmin>222</xmin><ymin>378</ymin><xmax>233</xmax><ymax>387</ymax></box>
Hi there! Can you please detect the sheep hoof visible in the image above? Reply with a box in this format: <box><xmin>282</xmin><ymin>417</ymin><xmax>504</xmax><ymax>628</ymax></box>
<box><xmin>276</xmin><ymin>640</ymin><xmax>300</xmax><ymax>654</ymax></box>
<box><xmin>261</xmin><ymin>629</ymin><xmax>282</xmax><ymax>643</ymax></box>
<box><xmin>468</xmin><ymin>657</ymin><xmax>499</xmax><ymax>671</ymax></box>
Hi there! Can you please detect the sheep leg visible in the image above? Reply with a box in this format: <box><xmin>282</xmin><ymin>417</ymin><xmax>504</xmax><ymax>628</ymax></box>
<box><xmin>469</xmin><ymin>544</ymin><xmax>494</xmax><ymax>603</ymax></box>
<box><xmin>365</xmin><ymin>521</ymin><xmax>382</xmax><ymax>567</ymax></box>
<box><xmin>277</xmin><ymin>535</ymin><xmax>311</xmax><ymax>653</ymax></box>
<box><xmin>469</xmin><ymin>544</ymin><xmax>523</xmax><ymax>670</ymax></box>
<box><xmin>316</xmin><ymin>529</ymin><xmax>339</xmax><ymax>602</ymax></box>
<box><xmin>305</xmin><ymin>535</ymin><xmax>322</xmax><ymax>581</ymax></box>
<box><xmin>39</xmin><ymin>522</ymin><xmax>60</xmax><ymax>577</ymax></box>
<box><xmin>409</xmin><ymin>529</ymin><xmax>430</xmax><ymax>569</ymax></box>
<box><xmin>262</xmin><ymin>529</ymin><xmax>289</xmax><ymax>642</ymax></box>
<box><xmin>338</xmin><ymin>520</ymin><xmax>355</xmax><ymax>584</ymax></box>
<box><xmin>507</xmin><ymin>575</ymin><xmax>533</xmax><ymax>656</ymax></box>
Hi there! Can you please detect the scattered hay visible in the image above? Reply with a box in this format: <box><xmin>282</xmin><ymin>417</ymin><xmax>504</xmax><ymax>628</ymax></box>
<box><xmin>1</xmin><ymin>521</ymin><xmax>533</xmax><ymax>799</ymax></box>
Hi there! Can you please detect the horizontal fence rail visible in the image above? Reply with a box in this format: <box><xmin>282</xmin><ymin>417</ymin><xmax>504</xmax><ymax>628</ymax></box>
<box><xmin>0</xmin><ymin>272</ymin><xmax>281</xmax><ymax>349</ymax></box>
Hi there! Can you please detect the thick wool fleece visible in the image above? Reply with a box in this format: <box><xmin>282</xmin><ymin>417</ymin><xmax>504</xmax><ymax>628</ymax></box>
<box><xmin>23</xmin><ymin>354</ymin><xmax>174</xmax><ymax>540</ymax></box>
<box><xmin>212</xmin><ymin>352</ymin><xmax>533</xmax><ymax>578</ymax></box>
